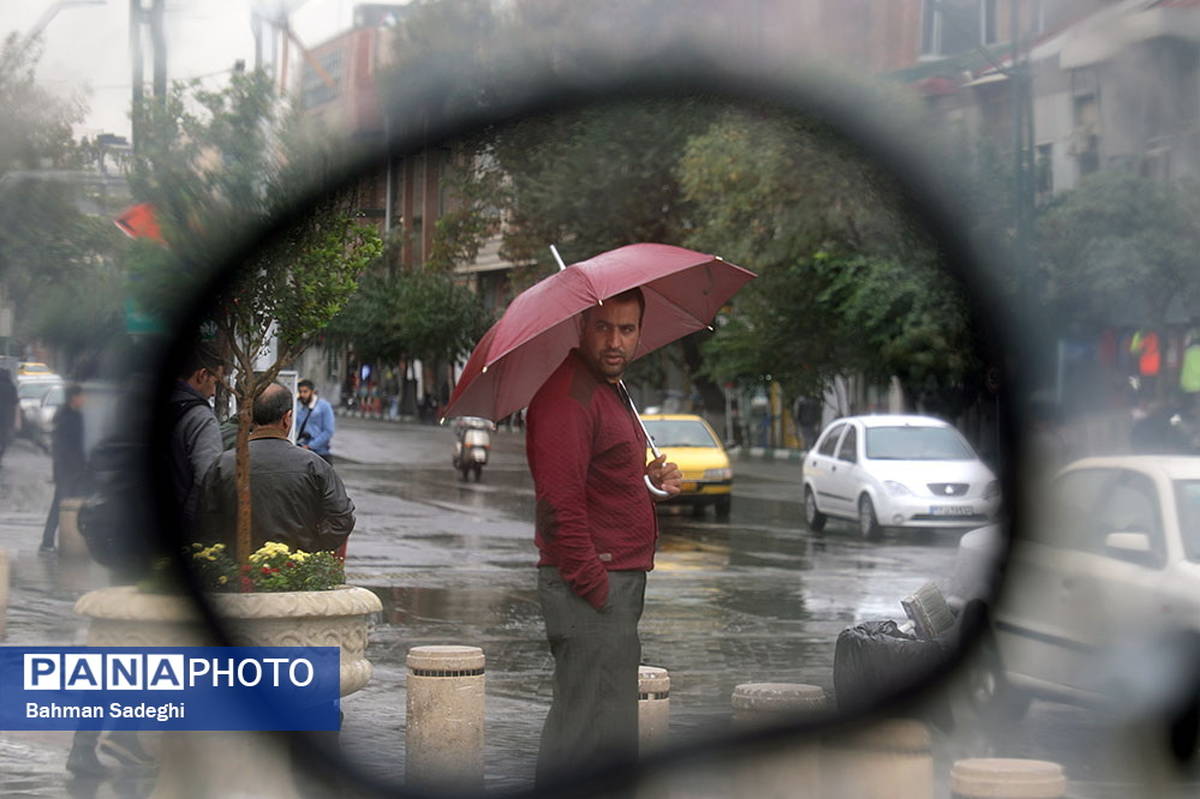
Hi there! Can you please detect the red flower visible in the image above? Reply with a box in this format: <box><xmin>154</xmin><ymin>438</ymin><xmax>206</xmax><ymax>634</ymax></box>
<box><xmin>261</xmin><ymin>566</ymin><xmax>272</xmax><ymax>575</ymax></box>
<box><xmin>240</xmin><ymin>564</ymin><xmax>252</xmax><ymax>574</ymax></box>
<box><xmin>285</xmin><ymin>561</ymin><xmax>296</xmax><ymax>568</ymax></box>
<box><xmin>240</xmin><ymin>576</ymin><xmax>254</xmax><ymax>593</ymax></box>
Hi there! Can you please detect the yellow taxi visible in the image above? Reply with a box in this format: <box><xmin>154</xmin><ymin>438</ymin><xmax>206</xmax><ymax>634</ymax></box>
<box><xmin>18</xmin><ymin>361</ymin><xmax>52</xmax><ymax>376</ymax></box>
<box><xmin>641</xmin><ymin>413</ymin><xmax>733</xmax><ymax>518</ymax></box>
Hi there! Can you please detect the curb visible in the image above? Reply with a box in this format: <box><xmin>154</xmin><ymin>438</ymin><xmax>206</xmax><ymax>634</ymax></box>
<box><xmin>334</xmin><ymin>408</ymin><xmax>417</xmax><ymax>424</ymax></box>
<box><xmin>728</xmin><ymin>446</ymin><xmax>807</xmax><ymax>462</ymax></box>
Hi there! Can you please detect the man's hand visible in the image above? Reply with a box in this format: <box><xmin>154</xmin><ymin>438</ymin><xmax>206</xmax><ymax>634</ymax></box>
<box><xmin>646</xmin><ymin>453</ymin><xmax>683</xmax><ymax>501</ymax></box>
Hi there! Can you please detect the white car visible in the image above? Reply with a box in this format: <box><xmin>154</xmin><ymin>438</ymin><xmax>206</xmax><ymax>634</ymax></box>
<box><xmin>803</xmin><ymin>415</ymin><xmax>1001</xmax><ymax>538</ymax></box>
<box><xmin>17</xmin><ymin>376</ymin><xmax>63</xmax><ymax>439</ymax></box>
<box><xmin>972</xmin><ymin>456</ymin><xmax>1200</xmax><ymax>711</ymax></box>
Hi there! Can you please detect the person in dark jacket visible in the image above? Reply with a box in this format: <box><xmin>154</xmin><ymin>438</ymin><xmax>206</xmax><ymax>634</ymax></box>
<box><xmin>0</xmin><ymin>368</ymin><xmax>15</xmax><ymax>465</ymax></box>
<box><xmin>526</xmin><ymin>288</ymin><xmax>682</xmax><ymax>782</ymax></box>
<box><xmin>169</xmin><ymin>342</ymin><xmax>225</xmax><ymax>527</ymax></box>
<box><xmin>197</xmin><ymin>382</ymin><xmax>355</xmax><ymax>553</ymax></box>
<box><xmin>40</xmin><ymin>384</ymin><xmax>86</xmax><ymax>552</ymax></box>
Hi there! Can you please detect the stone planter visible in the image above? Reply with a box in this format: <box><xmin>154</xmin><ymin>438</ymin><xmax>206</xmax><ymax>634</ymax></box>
<box><xmin>74</xmin><ymin>584</ymin><xmax>382</xmax><ymax>798</ymax></box>
<box><xmin>76</xmin><ymin>585</ymin><xmax>381</xmax><ymax>695</ymax></box>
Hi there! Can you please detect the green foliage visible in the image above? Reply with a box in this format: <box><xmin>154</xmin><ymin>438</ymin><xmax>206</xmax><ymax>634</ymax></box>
<box><xmin>0</xmin><ymin>32</ymin><xmax>121</xmax><ymax>353</ymax></box>
<box><xmin>679</xmin><ymin>111</ymin><xmax>977</xmax><ymax>399</ymax></box>
<box><xmin>328</xmin><ymin>268</ymin><xmax>491</xmax><ymax>367</ymax></box>
<box><xmin>493</xmin><ymin>98</ymin><xmax>713</xmax><ymax>286</ymax></box>
<box><xmin>144</xmin><ymin>543</ymin><xmax>345</xmax><ymax>594</ymax></box>
<box><xmin>0</xmin><ymin>34</ymin><xmax>84</xmax><ymax>171</ymax></box>
<box><xmin>1037</xmin><ymin>169</ymin><xmax>1200</xmax><ymax>326</ymax></box>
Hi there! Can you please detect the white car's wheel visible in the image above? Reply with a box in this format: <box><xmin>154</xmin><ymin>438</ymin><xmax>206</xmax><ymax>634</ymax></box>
<box><xmin>804</xmin><ymin>486</ymin><xmax>827</xmax><ymax>532</ymax></box>
<box><xmin>858</xmin><ymin>494</ymin><xmax>881</xmax><ymax>540</ymax></box>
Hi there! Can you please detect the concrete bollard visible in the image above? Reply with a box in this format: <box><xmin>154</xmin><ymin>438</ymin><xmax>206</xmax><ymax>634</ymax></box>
<box><xmin>638</xmin><ymin>666</ymin><xmax>670</xmax><ymax>755</ymax></box>
<box><xmin>57</xmin><ymin>497</ymin><xmax>89</xmax><ymax>558</ymax></box>
<box><xmin>821</xmin><ymin>719</ymin><xmax>932</xmax><ymax>799</ymax></box>
<box><xmin>406</xmin><ymin>645</ymin><xmax>485</xmax><ymax>791</ymax></box>
<box><xmin>950</xmin><ymin>758</ymin><xmax>1067</xmax><ymax>799</ymax></box>
<box><xmin>731</xmin><ymin>683</ymin><xmax>827</xmax><ymax>799</ymax></box>
<box><xmin>0</xmin><ymin>549</ymin><xmax>8</xmax><ymax>639</ymax></box>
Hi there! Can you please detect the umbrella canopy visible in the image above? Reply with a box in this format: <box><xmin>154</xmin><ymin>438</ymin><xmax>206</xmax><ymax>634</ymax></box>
<box><xmin>444</xmin><ymin>243</ymin><xmax>756</xmax><ymax>421</ymax></box>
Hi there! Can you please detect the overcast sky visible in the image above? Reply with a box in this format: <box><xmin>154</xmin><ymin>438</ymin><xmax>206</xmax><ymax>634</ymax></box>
<box><xmin>7</xmin><ymin>0</ymin><xmax>369</xmax><ymax>137</ymax></box>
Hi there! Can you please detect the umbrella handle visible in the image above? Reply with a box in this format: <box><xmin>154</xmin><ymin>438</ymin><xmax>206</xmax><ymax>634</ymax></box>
<box><xmin>620</xmin><ymin>380</ymin><xmax>673</xmax><ymax>499</ymax></box>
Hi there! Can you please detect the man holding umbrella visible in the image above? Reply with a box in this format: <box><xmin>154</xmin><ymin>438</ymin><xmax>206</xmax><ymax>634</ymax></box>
<box><xmin>527</xmin><ymin>287</ymin><xmax>682</xmax><ymax>780</ymax></box>
<box><xmin>441</xmin><ymin>243</ymin><xmax>754</xmax><ymax>782</ymax></box>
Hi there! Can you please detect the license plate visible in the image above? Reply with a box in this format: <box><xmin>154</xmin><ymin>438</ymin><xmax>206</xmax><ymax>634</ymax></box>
<box><xmin>929</xmin><ymin>505</ymin><xmax>974</xmax><ymax>516</ymax></box>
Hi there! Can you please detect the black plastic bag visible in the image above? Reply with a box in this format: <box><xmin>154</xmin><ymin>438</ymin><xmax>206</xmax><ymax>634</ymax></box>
<box><xmin>834</xmin><ymin>620</ymin><xmax>951</xmax><ymax>715</ymax></box>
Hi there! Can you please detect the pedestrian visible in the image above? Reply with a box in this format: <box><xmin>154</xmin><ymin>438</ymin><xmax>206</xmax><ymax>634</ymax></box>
<box><xmin>525</xmin><ymin>288</ymin><xmax>682</xmax><ymax>782</ymax></box>
<box><xmin>198</xmin><ymin>382</ymin><xmax>355</xmax><ymax>553</ymax></box>
<box><xmin>0</xmin><ymin>367</ymin><xmax>16</xmax><ymax>465</ymax></box>
<box><xmin>296</xmin><ymin>378</ymin><xmax>336</xmax><ymax>464</ymax></box>
<box><xmin>40</xmin><ymin>384</ymin><xmax>86</xmax><ymax>552</ymax></box>
<box><xmin>168</xmin><ymin>342</ymin><xmax>225</xmax><ymax>528</ymax></box>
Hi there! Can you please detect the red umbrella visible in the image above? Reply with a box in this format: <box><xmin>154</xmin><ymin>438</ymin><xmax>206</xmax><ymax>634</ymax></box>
<box><xmin>444</xmin><ymin>243</ymin><xmax>756</xmax><ymax>422</ymax></box>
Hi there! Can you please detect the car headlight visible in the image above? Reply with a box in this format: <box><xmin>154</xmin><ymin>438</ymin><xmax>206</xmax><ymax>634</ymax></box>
<box><xmin>984</xmin><ymin>480</ymin><xmax>1000</xmax><ymax>500</ymax></box>
<box><xmin>883</xmin><ymin>480</ymin><xmax>911</xmax><ymax>496</ymax></box>
<box><xmin>704</xmin><ymin>468</ymin><xmax>733</xmax><ymax>481</ymax></box>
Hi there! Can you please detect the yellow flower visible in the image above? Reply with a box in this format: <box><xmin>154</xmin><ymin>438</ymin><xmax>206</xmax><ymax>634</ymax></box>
<box><xmin>218</xmin><ymin>575</ymin><xmax>228</xmax><ymax>585</ymax></box>
<box><xmin>291</xmin><ymin>551</ymin><xmax>309</xmax><ymax>563</ymax></box>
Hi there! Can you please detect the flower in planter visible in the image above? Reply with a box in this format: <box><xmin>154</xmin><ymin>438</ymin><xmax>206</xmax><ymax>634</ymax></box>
<box><xmin>140</xmin><ymin>541</ymin><xmax>345</xmax><ymax>594</ymax></box>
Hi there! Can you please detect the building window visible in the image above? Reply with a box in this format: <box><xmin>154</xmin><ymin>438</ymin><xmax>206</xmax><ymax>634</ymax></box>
<box><xmin>300</xmin><ymin>48</ymin><xmax>344</xmax><ymax>109</ymax></box>
<box><xmin>1036</xmin><ymin>143</ymin><xmax>1053</xmax><ymax>196</ymax></box>
<box><xmin>921</xmin><ymin>0</ymin><xmax>997</xmax><ymax>58</ymax></box>
<box><xmin>1071</xmin><ymin>94</ymin><xmax>1101</xmax><ymax>176</ymax></box>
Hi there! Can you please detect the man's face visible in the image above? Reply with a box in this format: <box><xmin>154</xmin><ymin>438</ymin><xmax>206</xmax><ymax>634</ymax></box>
<box><xmin>580</xmin><ymin>298</ymin><xmax>641</xmax><ymax>383</ymax></box>
<box><xmin>298</xmin><ymin>386</ymin><xmax>314</xmax><ymax>405</ymax></box>
<box><xmin>193</xmin><ymin>366</ymin><xmax>221</xmax><ymax>400</ymax></box>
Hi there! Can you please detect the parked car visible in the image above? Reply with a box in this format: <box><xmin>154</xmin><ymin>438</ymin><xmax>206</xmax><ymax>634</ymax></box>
<box><xmin>641</xmin><ymin>413</ymin><xmax>732</xmax><ymax>518</ymax></box>
<box><xmin>17</xmin><ymin>375</ymin><xmax>63</xmax><ymax>437</ymax></box>
<box><xmin>25</xmin><ymin>382</ymin><xmax>66</xmax><ymax>449</ymax></box>
<box><xmin>961</xmin><ymin>457</ymin><xmax>1200</xmax><ymax>716</ymax></box>
<box><xmin>803</xmin><ymin>414</ymin><xmax>1001</xmax><ymax>538</ymax></box>
<box><xmin>17</xmin><ymin>361</ymin><xmax>53</xmax><ymax>376</ymax></box>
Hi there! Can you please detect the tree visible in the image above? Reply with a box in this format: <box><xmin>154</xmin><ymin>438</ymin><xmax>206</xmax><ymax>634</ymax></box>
<box><xmin>327</xmin><ymin>267</ymin><xmax>491</xmax><ymax>383</ymax></box>
<box><xmin>0</xmin><ymin>32</ymin><xmax>122</xmax><ymax>360</ymax></box>
<box><xmin>1037</xmin><ymin>170</ymin><xmax>1200</xmax><ymax>331</ymax></box>
<box><xmin>678</xmin><ymin>109</ymin><xmax>978</xmax><ymax>407</ymax></box>
<box><xmin>127</xmin><ymin>72</ymin><xmax>382</xmax><ymax>563</ymax></box>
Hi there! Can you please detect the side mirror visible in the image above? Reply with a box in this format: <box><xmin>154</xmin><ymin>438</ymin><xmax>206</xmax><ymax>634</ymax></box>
<box><xmin>1104</xmin><ymin>531</ymin><xmax>1152</xmax><ymax>559</ymax></box>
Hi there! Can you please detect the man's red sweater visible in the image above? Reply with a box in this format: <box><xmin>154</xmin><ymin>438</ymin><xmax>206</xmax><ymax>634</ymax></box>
<box><xmin>526</xmin><ymin>350</ymin><xmax>658</xmax><ymax>609</ymax></box>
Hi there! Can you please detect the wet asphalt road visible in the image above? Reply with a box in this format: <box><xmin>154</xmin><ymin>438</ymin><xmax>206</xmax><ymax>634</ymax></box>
<box><xmin>0</xmin><ymin>418</ymin><xmax>1196</xmax><ymax>797</ymax></box>
<box><xmin>330</xmin><ymin>418</ymin><xmax>963</xmax><ymax>789</ymax></box>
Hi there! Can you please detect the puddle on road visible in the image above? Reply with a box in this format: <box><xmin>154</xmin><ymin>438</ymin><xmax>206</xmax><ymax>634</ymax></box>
<box><xmin>365</xmin><ymin>584</ymin><xmax>540</xmax><ymax>629</ymax></box>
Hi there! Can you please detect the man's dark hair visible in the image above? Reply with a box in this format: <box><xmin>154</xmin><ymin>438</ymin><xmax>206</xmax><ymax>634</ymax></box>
<box><xmin>65</xmin><ymin>384</ymin><xmax>84</xmax><ymax>402</ymax></box>
<box><xmin>176</xmin><ymin>341</ymin><xmax>223</xmax><ymax>380</ymax></box>
<box><xmin>584</xmin><ymin>287</ymin><xmax>646</xmax><ymax>324</ymax></box>
<box><xmin>252</xmin><ymin>383</ymin><xmax>293</xmax><ymax>426</ymax></box>
<box><xmin>298</xmin><ymin>379</ymin><xmax>315</xmax><ymax>391</ymax></box>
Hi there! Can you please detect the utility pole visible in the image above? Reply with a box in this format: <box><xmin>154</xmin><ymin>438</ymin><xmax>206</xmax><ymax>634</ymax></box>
<box><xmin>129</xmin><ymin>0</ymin><xmax>167</xmax><ymax>154</ymax></box>
<box><xmin>150</xmin><ymin>0</ymin><xmax>167</xmax><ymax>103</ymax></box>
<box><xmin>1011</xmin><ymin>0</ymin><xmax>1036</xmax><ymax>321</ymax></box>
<box><xmin>129</xmin><ymin>0</ymin><xmax>144</xmax><ymax>153</ymax></box>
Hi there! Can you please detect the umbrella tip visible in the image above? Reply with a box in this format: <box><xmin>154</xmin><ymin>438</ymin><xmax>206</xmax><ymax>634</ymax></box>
<box><xmin>707</xmin><ymin>325</ymin><xmax>715</xmax><ymax>331</ymax></box>
<box><xmin>597</xmin><ymin>299</ymin><xmax>603</xmax><ymax>306</ymax></box>
<box><xmin>714</xmin><ymin>254</ymin><xmax>725</xmax><ymax>261</ymax></box>
<box><xmin>439</xmin><ymin>417</ymin><xmax>446</xmax><ymax>425</ymax></box>
<box><xmin>482</xmin><ymin>365</ymin><xmax>488</xmax><ymax>374</ymax></box>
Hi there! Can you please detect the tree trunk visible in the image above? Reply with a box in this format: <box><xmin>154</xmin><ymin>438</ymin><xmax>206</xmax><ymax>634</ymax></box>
<box><xmin>235</xmin><ymin>398</ymin><xmax>253</xmax><ymax>565</ymax></box>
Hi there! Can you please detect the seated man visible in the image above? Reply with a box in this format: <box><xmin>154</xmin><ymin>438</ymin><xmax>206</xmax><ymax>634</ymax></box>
<box><xmin>198</xmin><ymin>383</ymin><xmax>355</xmax><ymax>553</ymax></box>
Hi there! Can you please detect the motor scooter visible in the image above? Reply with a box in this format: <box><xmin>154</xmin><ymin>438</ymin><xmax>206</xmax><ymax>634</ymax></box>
<box><xmin>452</xmin><ymin>417</ymin><xmax>494</xmax><ymax>481</ymax></box>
